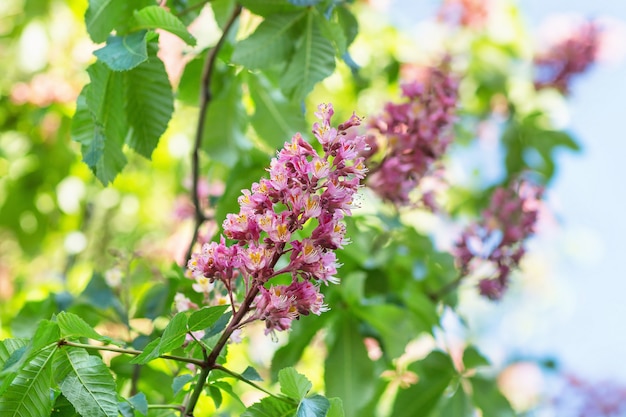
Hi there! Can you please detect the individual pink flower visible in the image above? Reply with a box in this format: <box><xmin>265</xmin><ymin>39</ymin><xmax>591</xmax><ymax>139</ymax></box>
<box><xmin>454</xmin><ymin>180</ymin><xmax>544</xmax><ymax>300</ymax></box>
<box><xmin>186</xmin><ymin>103</ymin><xmax>367</xmax><ymax>336</ymax></box>
<box><xmin>366</xmin><ymin>62</ymin><xmax>458</xmax><ymax>207</ymax></box>
<box><xmin>534</xmin><ymin>20</ymin><xmax>602</xmax><ymax>94</ymax></box>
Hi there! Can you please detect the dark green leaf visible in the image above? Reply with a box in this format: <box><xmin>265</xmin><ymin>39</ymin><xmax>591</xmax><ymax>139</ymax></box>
<box><xmin>470</xmin><ymin>376</ymin><xmax>515</xmax><ymax>417</ymax></box>
<box><xmin>248</xmin><ymin>73</ymin><xmax>307</xmax><ymax>149</ymax></box>
<box><xmin>280</xmin><ymin>11</ymin><xmax>336</xmax><ymax>99</ymax></box>
<box><xmin>241</xmin><ymin>366</ymin><xmax>263</xmax><ymax>382</ymax></box>
<box><xmin>209</xmin><ymin>384</ymin><xmax>223</xmax><ymax>408</ymax></box>
<box><xmin>56</xmin><ymin>347</ymin><xmax>118</xmax><ymax>417</ymax></box>
<box><xmin>94</xmin><ymin>31</ymin><xmax>148</xmax><ymax>71</ymax></box>
<box><xmin>297</xmin><ymin>395</ymin><xmax>329</xmax><ymax>417</ymax></box>
<box><xmin>125</xmin><ymin>49</ymin><xmax>174</xmax><ymax>158</ymax></box>
<box><xmin>335</xmin><ymin>6</ymin><xmax>358</xmax><ymax>47</ymax></box>
<box><xmin>188</xmin><ymin>305</ymin><xmax>230</xmax><ymax>331</ymax></box>
<box><xmin>314</xmin><ymin>10</ymin><xmax>346</xmax><ymax>54</ymax></box>
<box><xmin>133</xmin><ymin>6</ymin><xmax>196</xmax><ymax>45</ymax></box>
<box><xmin>242</xmin><ymin>395</ymin><xmax>297</xmax><ymax>417</ymax></box>
<box><xmin>172</xmin><ymin>374</ymin><xmax>194</xmax><ymax>396</ymax></box>
<box><xmin>279</xmin><ymin>367</ymin><xmax>312</xmax><ymax>401</ymax></box>
<box><xmin>52</xmin><ymin>393</ymin><xmax>80</xmax><ymax>417</ymax></box>
<box><xmin>390</xmin><ymin>351</ymin><xmax>456</xmax><ymax>417</ymax></box>
<box><xmin>271</xmin><ymin>313</ymin><xmax>328</xmax><ymax>382</ymax></box>
<box><xmin>239</xmin><ymin>0</ymin><xmax>299</xmax><ymax>17</ymax></box>
<box><xmin>204</xmin><ymin>311</ymin><xmax>233</xmax><ymax>338</ymax></box>
<box><xmin>128</xmin><ymin>392</ymin><xmax>148</xmax><ymax>415</ymax></box>
<box><xmin>462</xmin><ymin>346</ymin><xmax>490</xmax><ymax>370</ymax></box>
<box><xmin>232</xmin><ymin>12</ymin><xmax>304</xmax><ymax>69</ymax></box>
<box><xmin>324</xmin><ymin>312</ymin><xmax>375</xmax><ymax>417</ymax></box>
<box><xmin>0</xmin><ymin>345</ymin><xmax>57</xmax><ymax>416</ymax></box>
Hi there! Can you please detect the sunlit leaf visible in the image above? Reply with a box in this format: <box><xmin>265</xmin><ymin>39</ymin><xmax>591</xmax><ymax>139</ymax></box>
<box><xmin>188</xmin><ymin>305</ymin><xmax>230</xmax><ymax>331</ymax></box>
<box><xmin>279</xmin><ymin>367</ymin><xmax>311</xmax><ymax>401</ymax></box>
<box><xmin>238</xmin><ymin>0</ymin><xmax>299</xmax><ymax>17</ymax></box>
<box><xmin>57</xmin><ymin>311</ymin><xmax>116</xmax><ymax>345</ymax></box>
<box><xmin>133</xmin><ymin>6</ymin><xmax>196</xmax><ymax>45</ymax></box>
<box><xmin>242</xmin><ymin>395</ymin><xmax>297</xmax><ymax>417</ymax></box>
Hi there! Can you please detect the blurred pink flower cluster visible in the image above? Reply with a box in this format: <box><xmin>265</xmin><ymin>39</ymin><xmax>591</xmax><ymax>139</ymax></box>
<box><xmin>186</xmin><ymin>103</ymin><xmax>367</xmax><ymax>335</ymax></box>
<box><xmin>454</xmin><ymin>180</ymin><xmax>543</xmax><ymax>300</ymax></box>
<box><xmin>534</xmin><ymin>20</ymin><xmax>602</xmax><ymax>94</ymax></box>
<box><xmin>437</xmin><ymin>0</ymin><xmax>491</xmax><ymax>29</ymax></box>
<box><xmin>553</xmin><ymin>374</ymin><xmax>626</xmax><ymax>416</ymax></box>
<box><xmin>366</xmin><ymin>63</ymin><xmax>458</xmax><ymax>207</ymax></box>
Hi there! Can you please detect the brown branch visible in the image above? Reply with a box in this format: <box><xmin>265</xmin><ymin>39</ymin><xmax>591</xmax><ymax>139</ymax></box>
<box><xmin>185</xmin><ymin>4</ymin><xmax>244</xmax><ymax>263</ymax></box>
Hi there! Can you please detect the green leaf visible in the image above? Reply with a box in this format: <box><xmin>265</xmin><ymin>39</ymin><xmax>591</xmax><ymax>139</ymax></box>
<box><xmin>172</xmin><ymin>374</ymin><xmax>194</xmax><ymax>396</ymax></box>
<box><xmin>324</xmin><ymin>312</ymin><xmax>375</xmax><ymax>417</ymax></box>
<box><xmin>0</xmin><ymin>339</ymin><xmax>28</xmax><ymax>369</ymax></box>
<box><xmin>10</xmin><ymin>295</ymin><xmax>57</xmax><ymax>338</ymax></box>
<box><xmin>232</xmin><ymin>12</ymin><xmax>304</xmax><ymax>69</ymax></box>
<box><xmin>242</xmin><ymin>395</ymin><xmax>297</xmax><ymax>417</ymax></box>
<box><xmin>128</xmin><ymin>392</ymin><xmax>148</xmax><ymax>415</ymax></box>
<box><xmin>130</xmin><ymin>337</ymin><xmax>161</xmax><ymax>364</ymax></box>
<box><xmin>288</xmin><ymin>0</ymin><xmax>320</xmax><ymax>5</ymax></box>
<box><xmin>209</xmin><ymin>384</ymin><xmax>223</xmax><ymax>409</ymax></box>
<box><xmin>335</xmin><ymin>6</ymin><xmax>358</xmax><ymax>47</ymax></box>
<box><xmin>94</xmin><ymin>31</ymin><xmax>148</xmax><ymax>71</ymax></box>
<box><xmin>56</xmin><ymin>347</ymin><xmax>118</xmax><ymax>417</ymax></box>
<box><xmin>85</xmin><ymin>0</ymin><xmax>127</xmax><ymax>43</ymax></box>
<box><xmin>271</xmin><ymin>313</ymin><xmax>328</xmax><ymax>382</ymax></box>
<box><xmin>56</xmin><ymin>311</ymin><xmax>115</xmax><ymax>344</ymax></box>
<box><xmin>188</xmin><ymin>305</ymin><xmax>230</xmax><ymax>331</ymax></box>
<box><xmin>241</xmin><ymin>366</ymin><xmax>263</xmax><ymax>382</ymax></box>
<box><xmin>279</xmin><ymin>367</ymin><xmax>311</xmax><ymax>401</ymax></box>
<box><xmin>431</xmin><ymin>386</ymin><xmax>473</xmax><ymax>417</ymax></box>
<box><xmin>326</xmin><ymin>398</ymin><xmax>344</xmax><ymax>417</ymax></box>
<box><xmin>0</xmin><ymin>345</ymin><xmax>58</xmax><ymax>417</ymax></box>
<box><xmin>159</xmin><ymin>312</ymin><xmax>189</xmax><ymax>354</ymax></box>
<box><xmin>239</xmin><ymin>0</ymin><xmax>299</xmax><ymax>17</ymax></box>
<box><xmin>314</xmin><ymin>10</ymin><xmax>346</xmax><ymax>55</ymax></box>
<box><xmin>0</xmin><ymin>340</ymin><xmax>29</xmax><ymax>396</ymax></box>
<box><xmin>462</xmin><ymin>346</ymin><xmax>490</xmax><ymax>370</ymax></box>
<box><xmin>133</xmin><ymin>6</ymin><xmax>196</xmax><ymax>45</ymax></box>
<box><xmin>390</xmin><ymin>351</ymin><xmax>456</xmax><ymax>417</ymax></box>
<box><xmin>280</xmin><ymin>11</ymin><xmax>336</xmax><ymax>99</ymax></box>
<box><xmin>52</xmin><ymin>393</ymin><xmax>80</xmax><ymax>417</ymax></box>
<box><xmin>469</xmin><ymin>376</ymin><xmax>515</xmax><ymax>417</ymax></box>
<box><xmin>125</xmin><ymin>49</ymin><xmax>174</xmax><ymax>158</ymax></box>
<box><xmin>297</xmin><ymin>395</ymin><xmax>329</xmax><ymax>417</ymax></box>
<box><xmin>212</xmin><ymin>380</ymin><xmax>247</xmax><ymax>408</ymax></box>
<box><xmin>248</xmin><ymin>73</ymin><xmax>307</xmax><ymax>149</ymax></box>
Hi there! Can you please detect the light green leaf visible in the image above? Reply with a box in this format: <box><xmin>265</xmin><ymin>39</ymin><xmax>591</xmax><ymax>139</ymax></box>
<box><xmin>242</xmin><ymin>395</ymin><xmax>297</xmax><ymax>417</ymax></box>
<box><xmin>0</xmin><ymin>339</ymin><xmax>28</xmax><ymax>369</ymax></box>
<box><xmin>314</xmin><ymin>10</ymin><xmax>346</xmax><ymax>54</ymax></box>
<box><xmin>248</xmin><ymin>73</ymin><xmax>306</xmax><ymax>149</ymax></box>
<box><xmin>232</xmin><ymin>12</ymin><xmax>304</xmax><ymax>69</ymax></box>
<box><xmin>0</xmin><ymin>345</ymin><xmax>58</xmax><ymax>417</ymax></box>
<box><xmin>85</xmin><ymin>0</ymin><xmax>126</xmax><ymax>43</ymax></box>
<box><xmin>431</xmin><ymin>386</ymin><xmax>473</xmax><ymax>417</ymax></box>
<box><xmin>188</xmin><ymin>305</ymin><xmax>230</xmax><ymax>332</ymax></box>
<box><xmin>324</xmin><ymin>313</ymin><xmax>375</xmax><ymax>417</ymax></box>
<box><xmin>57</xmin><ymin>311</ymin><xmax>116</xmax><ymax>345</ymax></box>
<box><xmin>56</xmin><ymin>347</ymin><xmax>118</xmax><ymax>417</ymax></box>
<box><xmin>462</xmin><ymin>346</ymin><xmax>490</xmax><ymax>370</ymax></box>
<box><xmin>133</xmin><ymin>6</ymin><xmax>196</xmax><ymax>45</ymax></box>
<box><xmin>172</xmin><ymin>374</ymin><xmax>194</xmax><ymax>395</ymax></box>
<box><xmin>129</xmin><ymin>337</ymin><xmax>161</xmax><ymax>364</ymax></box>
<box><xmin>94</xmin><ymin>31</ymin><xmax>148</xmax><ymax>71</ymax></box>
<box><xmin>239</xmin><ymin>0</ymin><xmax>299</xmax><ymax>17</ymax></box>
<box><xmin>470</xmin><ymin>376</ymin><xmax>515</xmax><ymax>417</ymax></box>
<box><xmin>326</xmin><ymin>398</ymin><xmax>344</xmax><ymax>417</ymax></box>
<box><xmin>158</xmin><ymin>312</ymin><xmax>189</xmax><ymax>354</ymax></box>
<box><xmin>280</xmin><ymin>11</ymin><xmax>336</xmax><ymax>99</ymax></box>
<box><xmin>297</xmin><ymin>395</ymin><xmax>329</xmax><ymax>417</ymax></box>
<box><xmin>125</xmin><ymin>49</ymin><xmax>174</xmax><ymax>158</ymax></box>
<box><xmin>279</xmin><ymin>367</ymin><xmax>311</xmax><ymax>401</ymax></box>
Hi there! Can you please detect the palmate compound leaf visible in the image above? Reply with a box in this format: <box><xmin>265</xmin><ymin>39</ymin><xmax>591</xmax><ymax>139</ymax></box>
<box><xmin>231</xmin><ymin>11</ymin><xmax>305</xmax><ymax>69</ymax></box>
<box><xmin>280</xmin><ymin>10</ymin><xmax>336</xmax><ymax>100</ymax></box>
<box><xmin>56</xmin><ymin>347</ymin><xmax>118</xmax><ymax>417</ymax></box>
<box><xmin>0</xmin><ymin>345</ymin><xmax>58</xmax><ymax>417</ymax></box>
<box><xmin>132</xmin><ymin>5</ymin><xmax>196</xmax><ymax>45</ymax></box>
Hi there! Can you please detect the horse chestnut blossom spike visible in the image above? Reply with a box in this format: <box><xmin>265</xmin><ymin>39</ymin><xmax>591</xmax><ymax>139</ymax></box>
<box><xmin>365</xmin><ymin>63</ymin><xmax>458</xmax><ymax>207</ymax></box>
<box><xmin>454</xmin><ymin>180</ymin><xmax>544</xmax><ymax>300</ymax></box>
<box><xmin>534</xmin><ymin>20</ymin><xmax>601</xmax><ymax>94</ymax></box>
<box><xmin>187</xmin><ymin>103</ymin><xmax>367</xmax><ymax>336</ymax></box>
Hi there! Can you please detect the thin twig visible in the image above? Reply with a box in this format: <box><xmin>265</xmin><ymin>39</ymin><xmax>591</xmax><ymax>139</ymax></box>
<box><xmin>185</xmin><ymin>3</ymin><xmax>244</xmax><ymax>263</ymax></box>
<box><xmin>58</xmin><ymin>340</ymin><xmax>206</xmax><ymax>367</ymax></box>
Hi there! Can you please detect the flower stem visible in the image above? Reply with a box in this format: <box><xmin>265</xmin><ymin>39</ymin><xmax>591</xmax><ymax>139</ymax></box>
<box><xmin>186</xmin><ymin>4</ymin><xmax>244</xmax><ymax>263</ymax></box>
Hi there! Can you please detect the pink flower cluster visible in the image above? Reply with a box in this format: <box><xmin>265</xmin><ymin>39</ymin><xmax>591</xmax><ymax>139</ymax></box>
<box><xmin>187</xmin><ymin>103</ymin><xmax>367</xmax><ymax>335</ymax></box>
<box><xmin>437</xmin><ymin>0</ymin><xmax>491</xmax><ymax>29</ymax></box>
<box><xmin>366</xmin><ymin>64</ymin><xmax>458</xmax><ymax>207</ymax></box>
<box><xmin>553</xmin><ymin>374</ymin><xmax>626</xmax><ymax>416</ymax></box>
<box><xmin>534</xmin><ymin>20</ymin><xmax>601</xmax><ymax>94</ymax></box>
<box><xmin>454</xmin><ymin>180</ymin><xmax>543</xmax><ymax>300</ymax></box>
